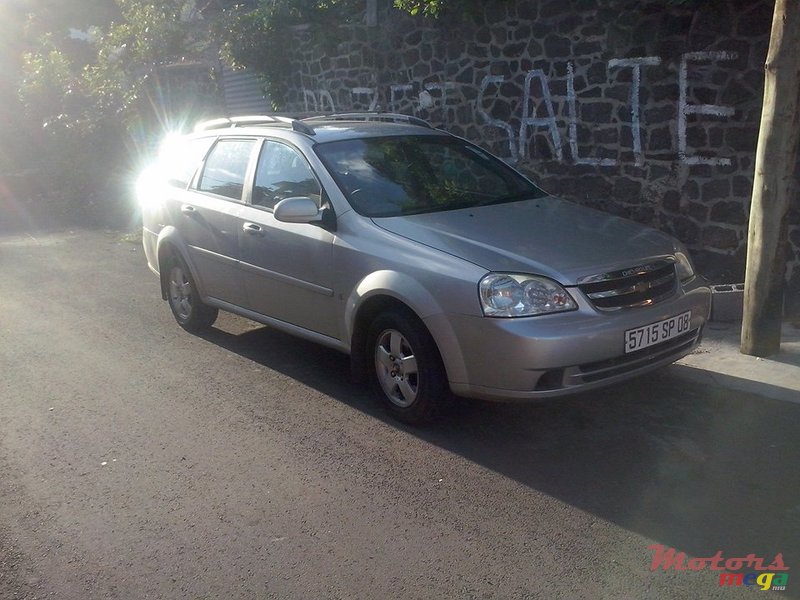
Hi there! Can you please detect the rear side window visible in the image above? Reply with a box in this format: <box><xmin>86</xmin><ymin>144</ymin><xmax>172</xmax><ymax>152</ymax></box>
<box><xmin>197</xmin><ymin>139</ymin><xmax>257</xmax><ymax>200</ymax></box>
<box><xmin>159</xmin><ymin>136</ymin><xmax>215</xmax><ymax>189</ymax></box>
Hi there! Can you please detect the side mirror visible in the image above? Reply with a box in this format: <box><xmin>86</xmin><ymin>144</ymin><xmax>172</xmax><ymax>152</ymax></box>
<box><xmin>273</xmin><ymin>197</ymin><xmax>322</xmax><ymax>223</ymax></box>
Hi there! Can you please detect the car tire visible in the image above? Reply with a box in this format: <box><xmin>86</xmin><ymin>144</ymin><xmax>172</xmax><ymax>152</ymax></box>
<box><xmin>367</xmin><ymin>309</ymin><xmax>448</xmax><ymax>425</ymax></box>
<box><xmin>164</xmin><ymin>254</ymin><xmax>218</xmax><ymax>332</ymax></box>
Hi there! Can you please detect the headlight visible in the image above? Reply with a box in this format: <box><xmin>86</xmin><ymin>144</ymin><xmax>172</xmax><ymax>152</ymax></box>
<box><xmin>674</xmin><ymin>248</ymin><xmax>695</xmax><ymax>282</ymax></box>
<box><xmin>479</xmin><ymin>273</ymin><xmax>578</xmax><ymax>317</ymax></box>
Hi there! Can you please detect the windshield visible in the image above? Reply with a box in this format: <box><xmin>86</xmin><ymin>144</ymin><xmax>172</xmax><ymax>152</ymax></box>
<box><xmin>315</xmin><ymin>135</ymin><xmax>545</xmax><ymax>217</ymax></box>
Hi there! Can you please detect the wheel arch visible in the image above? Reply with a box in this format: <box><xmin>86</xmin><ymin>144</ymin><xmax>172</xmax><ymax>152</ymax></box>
<box><xmin>155</xmin><ymin>227</ymin><xmax>200</xmax><ymax>301</ymax></box>
<box><xmin>346</xmin><ymin>271</ymin><xmax>466</xmax><ymax>386</ymax></box>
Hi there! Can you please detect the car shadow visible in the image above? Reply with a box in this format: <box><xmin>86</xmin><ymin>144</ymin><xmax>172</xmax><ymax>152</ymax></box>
<box><xmin>199</xmin><ymin>321</ymin><xmax>800</xmax><ymax>571</ymax></box>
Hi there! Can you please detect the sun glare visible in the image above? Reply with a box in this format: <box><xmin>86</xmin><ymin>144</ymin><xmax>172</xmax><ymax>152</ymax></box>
<box><xmin>135</xmin><ymin>131</ymin><xmax>188</xmax><ymax>212</ymax></box>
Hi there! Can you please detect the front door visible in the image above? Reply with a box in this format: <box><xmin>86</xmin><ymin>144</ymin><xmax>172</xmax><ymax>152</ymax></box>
<box><xmin>238</xmin><ymin>139</ymin><xmax>338</xmax><ymax>339</ymax></box>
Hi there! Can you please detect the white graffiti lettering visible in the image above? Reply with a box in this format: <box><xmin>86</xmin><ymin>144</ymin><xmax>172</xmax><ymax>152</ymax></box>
<box><xmin>678</xmin><ymin>51</ymin><xmax>737</xmax><ymax>166</ymax></box>
<box><xmin>299</xmin><ymin>51</ymin><xmax>738</xmax><ymax>168</ymax></box>
<box><xmin>477</xmin><ymin>75</ymin><xmax>518</xmax><ymax>162</ymax></box>
<box><xmin>520</xmin><ymin>69</ymin><xmax>563</xmax><ymax>163</ymax></box>
<box><xmin>607</xmin><ymin>56</ymin><xmax>662</xmax><ymax>167</ymax></box>
<box><xmin>567</xmin><ymin>62</ymin><xmax>616</xmax><ymax>167</ymax></box>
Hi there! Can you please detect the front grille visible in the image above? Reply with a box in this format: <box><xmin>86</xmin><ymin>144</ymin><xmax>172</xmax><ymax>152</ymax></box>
<box><xmin>532</xmin><ymin>327</ymin><xmax>702</xmax><ymax>392</ymax></box>
<box><xmin>577</xmin><ymin>260</ymin><xmax>677</xmax><ymax>310</ymax></box>
<box><xmin>576</xmin><ymin>328</ymin><xmax>699</xmax><ymax>383</ymax></box>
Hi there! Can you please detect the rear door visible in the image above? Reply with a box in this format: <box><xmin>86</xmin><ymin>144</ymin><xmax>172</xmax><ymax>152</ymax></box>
<box><xmin>179</xmin><ymin>137</ymin><xmax>259</xmax><ymax>306</ymax></box>
<box><xmin>238</xmin><ymin>139</ymin><xmax>338</xmax><ymax>339</ymax></box>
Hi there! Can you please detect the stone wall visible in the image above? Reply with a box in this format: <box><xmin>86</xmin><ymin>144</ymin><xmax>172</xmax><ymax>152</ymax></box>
<box><xmin>284</xmin><ymin>0</ymin><xmax>799</xmax><ymax>314</ymax></box>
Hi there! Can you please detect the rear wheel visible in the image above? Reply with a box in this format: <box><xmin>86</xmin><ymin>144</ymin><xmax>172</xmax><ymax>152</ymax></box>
<box><xmin>165</xmin><ymin>254</ymin><xmax>218</xmax><ymax>332</ymax></box>
<box><xmin>367</xmin><ymin>310</ymin><xmax>448</xmax><ymax>425</ymax></box>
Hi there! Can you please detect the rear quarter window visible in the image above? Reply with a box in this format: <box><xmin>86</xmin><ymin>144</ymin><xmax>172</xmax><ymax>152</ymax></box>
<box><xmin>159</xmin><ymin>136</ymin><xmax>216</xmax><ymax>189</ymax></box>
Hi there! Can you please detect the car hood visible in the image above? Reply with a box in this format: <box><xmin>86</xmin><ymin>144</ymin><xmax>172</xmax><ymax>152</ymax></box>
<box><xmin>372</xmin><ymin>197</ymin><xmax>679</xmax><ymax>285</ymax></box>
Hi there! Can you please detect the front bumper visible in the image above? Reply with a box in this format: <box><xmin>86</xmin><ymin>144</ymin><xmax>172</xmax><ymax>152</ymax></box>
<box><xmin>429</xmin><ymin>282</ymin><xmax>711</xmax><ymax>401</ymax></box>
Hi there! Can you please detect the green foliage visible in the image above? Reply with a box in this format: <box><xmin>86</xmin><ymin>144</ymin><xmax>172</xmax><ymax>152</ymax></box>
<box><xmin>216</xmin><ymin>0</ymin><xmax>361</xmax><ymax>109</ymax></box>
<box><xmin>392</xmin><ymin>0</ymin><xmax>492</xmax><ymax>18</ymax></box>
<box><xmin>12</xmin><ymin>0</ymin><xmax>217</xmax><ymax>206</ymax></box>
<box><xmin>19</xmin><ymin>43</ymin><xmax>87</xmax><ymax>128</ymax></box>
<box><xmin>17</xmin><ymin>39</ymin><xmax>120</xmax><ymax>198</ymax></box>
<box><xmin>86</xmin><ymin>1</ymin><xmax>211</xmax><ymax>125</ymax></box>
<box><xmin>393</xmin><ymin>0</ymin><xmax>445</xmax><ymax>17</ymax></box>
<box><xmin>393</xmin><ymin>0</ymin><xmax>514</xmax><ymax>19</ymax></box>
<box><xmin>18</xmin><ymin>0</ymin><xmax>215</xmax><ymax>134</ymax></box>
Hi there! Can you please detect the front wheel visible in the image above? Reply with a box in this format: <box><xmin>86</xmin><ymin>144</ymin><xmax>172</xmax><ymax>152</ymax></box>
<box><xmin>367</xmin><ymin>310</ymin><xmax>448</xmax><ymax>425</ymax></box>
<box><xmin>165</xmin><ymin>254</ymin><xmax>218</xmax><ymax>332</ymax></box>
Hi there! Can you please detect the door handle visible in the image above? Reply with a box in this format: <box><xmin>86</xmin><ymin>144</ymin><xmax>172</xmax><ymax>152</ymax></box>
<box><xmin>180</xmin><ymin>204</ymin><xmax>196</xmax><ymax>214</ymax></box>
<box><xmin>242</xmin><ymin>222</ymin><xmax>263</xmax><ymax>235</ymax></box>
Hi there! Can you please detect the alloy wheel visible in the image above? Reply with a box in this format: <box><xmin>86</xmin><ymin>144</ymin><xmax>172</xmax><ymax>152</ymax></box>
<box><xmin>374</xmin><ymin>328</ymin><xmax>419</xmax><ymax>408</ymax></box>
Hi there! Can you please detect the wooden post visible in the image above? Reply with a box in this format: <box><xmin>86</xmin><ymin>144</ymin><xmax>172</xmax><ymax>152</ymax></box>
<box><xmin>741</xmin><ymin>0</ymin><xmax>800</xmax><ymax>356</ymax></box>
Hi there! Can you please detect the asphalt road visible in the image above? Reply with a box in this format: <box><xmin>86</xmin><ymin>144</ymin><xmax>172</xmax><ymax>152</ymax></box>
<box><xmin>1</xmin><ymin>228</ymin><xmax>798</xmax><ymax>600</ymax></box>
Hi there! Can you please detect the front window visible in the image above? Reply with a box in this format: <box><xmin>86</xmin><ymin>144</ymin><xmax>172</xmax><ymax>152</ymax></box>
<box><xmin>315</xmin><ymin>135</ymin><xmax>544</xmax><ymax>217</ymax></box>
<box><xmin>252</xmin><ymin>141</ymin><xmax>322</xmax><ymax>209</ymax></box>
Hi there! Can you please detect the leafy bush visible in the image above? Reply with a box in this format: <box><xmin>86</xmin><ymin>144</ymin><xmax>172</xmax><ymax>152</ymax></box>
<box><xmin>13</xmin><ymin>0</ymin><xmax>217</xmax><ymax>211</ymax></box>
<box><xmin>393</xmin><ymin>0</ymin><xmax>446</xmax><ymax>17</ymax></box>
<box><xmin>216</xmin><ymin>0</ymin><xmax>362</xmax><ymax>109</ymax></box>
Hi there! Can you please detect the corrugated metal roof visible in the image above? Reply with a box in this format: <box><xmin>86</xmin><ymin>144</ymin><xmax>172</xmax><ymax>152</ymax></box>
<box><xmin>221</xmin><ymin>65</ymin><xmax>271</xmax><ymax>115</ymax></box>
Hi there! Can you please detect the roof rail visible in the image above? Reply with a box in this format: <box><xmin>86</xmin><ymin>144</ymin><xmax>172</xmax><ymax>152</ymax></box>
<box><xmin>194</xmin><ymin>112</ymin><xmax>432</xmax><ymax>136</ymax></box>
<box><xmin>193</xmin><ymin>114</ymin><xmax>317</xmax><ymax>136</ymax></box>
<box><xmin>194</xmin><ymin>115</ymin><xmax>284</xmax><ymax>132</ymax></box>
<box><xmin>289</xmin><ymin>120</ymin><xmax>316</xmax><ymax>136</ymax></box>
<box><xmin>302</xmin><ymin>112</ymin><xmax>433</xmax><ymax>129</ymax></box>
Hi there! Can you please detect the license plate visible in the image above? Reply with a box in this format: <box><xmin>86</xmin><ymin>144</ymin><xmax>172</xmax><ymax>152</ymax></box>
<box><xmin>624</xmin><ymin>311</ymin><xmax>692</xmax><ymax>354</ymax></box>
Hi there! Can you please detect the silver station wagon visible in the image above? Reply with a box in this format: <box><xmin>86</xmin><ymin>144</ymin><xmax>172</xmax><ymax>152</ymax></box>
<box><xmin>139</xmin><ymin>113</ymin><xmax>711</xmax><ymax>424</ymax></box>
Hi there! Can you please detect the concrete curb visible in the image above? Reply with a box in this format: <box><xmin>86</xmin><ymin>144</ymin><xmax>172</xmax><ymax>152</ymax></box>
<box><xmin>674</xmin><ymin>321</ymin><xmax>800</xmax><ymax>404</ymax></box>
